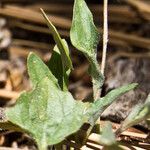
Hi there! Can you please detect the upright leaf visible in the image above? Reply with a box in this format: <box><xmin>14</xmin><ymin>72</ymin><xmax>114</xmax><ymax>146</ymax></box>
<box><xmin>41</xmin><ymin>9</ymin><xmax>73</xmax><ymax>91</ymax></box>
<box><xmin>70</xmin><ymin>0</ymin><xmax>104</xmax><ymax>98</ymax></box>
<box><xmin>48</xmin><ymin>40</ymin><xmax>71</xmax><ymax>91</ymax></box>
<box><xmin>5</xmin><ymin>77</ymin><xmax>90</xmax><ymax>150</ymax></box>
<box><xmin>27</xmin><ymin>53</ymin><xmax>59</xmax><ymax>88</ymax></box>
<box><xmin>70</xmin><ymin>0</ymin><xmax>99</xmax><ymax>55</ymax></box>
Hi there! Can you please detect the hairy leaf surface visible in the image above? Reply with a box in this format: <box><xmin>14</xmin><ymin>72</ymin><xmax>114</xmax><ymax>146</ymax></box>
<box><xmin>70</xmin><ymin>0</ymin><xmax>104</xmax><ymax>96</ymax></box>
<box><xmin>6</xmin><ymin>77</ymin><xmax>90</xmax><ymax>150</ymax></box>
<box><xmin>3</xmin><ymin>51</ymin><xmax>138</xmax><ymax>150</ymax></box>
<box><xmin>27</xmin><ymin>53</ymin><xmax>59</xmax><ymax>88</ymax></box>
<box><xmin>87</xmin><ymin>83</ymin><xmax>138</xmax><ymax>125</ymax></box>
<box><xmin>70</xmin><ymin>0</ymin><xmax>99</xmax><ymax>55</ymax></box>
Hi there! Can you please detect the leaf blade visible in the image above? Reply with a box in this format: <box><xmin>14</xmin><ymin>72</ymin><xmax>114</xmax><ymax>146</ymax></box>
<box><xmin>70</xmin><ymin>0</ymin><xmax>100</xmax><ymax>54</ymax></box>
<box><xmin>87</xmin><ymin>83</ymin><xmax>138</xmax><ymax>125</ymax></box>
<box><xmin>48</xmin><ymin>40</ymin><xmax>71</xmax><ymax>91</ymax></box>
<box><xmin>41</xmin><ymin>9</ymin><xmax>73</xmax><ymax>71</ymax></box>
<box><xmin>5</xmin><ymin>77</ymin><xmax>90</xmax><ymax>149</ymax></box>
<box><xmin>27</xmin><ymin>53</ymin><xmax>59</xmax><ymax>88</ymax></box>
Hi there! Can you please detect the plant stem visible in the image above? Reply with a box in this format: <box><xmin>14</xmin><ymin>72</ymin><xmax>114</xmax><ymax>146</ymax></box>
<box><xmin>101</xmin><ymin>0</ymin><xmax>108</xmax><ymax>75</ymax></box>
<box><xmin>93</xmin><ymin>0</ymin><xmax>108</xmax><ymax>101</ymax></box>
<box><xmin>84</xmin><ymin>0</ymin><xmax>109</xmax><ymax>144</ymax></box>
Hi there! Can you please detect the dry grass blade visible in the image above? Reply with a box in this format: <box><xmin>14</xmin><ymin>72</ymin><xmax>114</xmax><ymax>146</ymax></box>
<box><xmin>0</xmin><ymin>89</ymin><xmax>19</xmax><ymax>99</ymax></box>
<box><xmin>125</xmin><ymin>0</ymin><xmax>150</xmax><ymax>21</ymax></box>
<box><xmin>0</xmin><ymin>5</ymin><xmax>71</xmax><ymax>29</ymax></box>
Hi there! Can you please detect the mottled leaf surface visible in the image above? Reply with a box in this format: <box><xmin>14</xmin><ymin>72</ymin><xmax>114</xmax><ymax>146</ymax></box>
<box><xmin>70</xmin><ymin>0</ymin><xmax>104</xmax><ymax>96</ymax></box>
<box><xmin>70</xmin><ymin>0</ymin><xmax>99</xmax><ymax>55</ymax></box>
<box><xmin>27</xmin><ymin>53</ymin><xmax>59</xmax><ymax>88</ymax></box>
<box><xmin>6</xmin><ymin>77</ymin><xmax>90</xmax><ymax>150</ymax></box>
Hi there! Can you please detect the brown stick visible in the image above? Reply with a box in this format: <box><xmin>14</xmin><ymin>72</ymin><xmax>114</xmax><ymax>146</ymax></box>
<box><xmin>106</xmin><ymin>29</ymin><xmax>150</xmax><ymax>50</ymax></box>
<box><xmin>9</xmin><ymin>21</ymin><xmax>69</xmax><ymax>37</ymax></box>
<box><xmin>0</xmin><ymin>89</ymin><xmax>19</xmax><ymax>99</ymax></box>
<box><xmin>0</xmin><ymin>5</ymin><xmax>71</xmax><ymax>29</ymax></box>
<box><xmin>29</xmin><ymin>3</ymin><xmax>140</xmax><ymax>24</ymax></box>
<box><xmin>12</xmin><ymin>39</ymin><xmax>51</xmax><ymax>50</ymax></box>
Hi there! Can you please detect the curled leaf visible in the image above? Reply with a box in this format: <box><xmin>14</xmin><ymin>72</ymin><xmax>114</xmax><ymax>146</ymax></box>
<box><xmin>48</xmin><ymin>40</ymin><xmax>71</xmax><ymax>91</ymax></box>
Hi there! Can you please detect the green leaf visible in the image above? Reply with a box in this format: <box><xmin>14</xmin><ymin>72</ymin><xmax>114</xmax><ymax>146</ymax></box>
<box><xmin>119</xmin><ymin>93</ymin><xmax>150</xmax><ymax>132</ymax></box>
<box><xmin>100</xmin><ymin>122</ymin><xmax>116</xmax><ymax>145</ymax></box>
<box><xmin>70</xmin><ymin>0</ymin><xmax>104</xmax><ymax>97</ymax></box>
<box><xmin>48</xmin><ymin>40</ymin><xmax>71</xmax><ymax>91</ymax></box>
<box><xmin>5</xmin><ymin>77</ymin><xmax>90</xmax><ymax>150</ymax></box>
<box><xmin>41</xmin><ymin>9</ymin><xmax>73</xmax><ymax>91</ymax></box>
<box><xmin>99</xmin><ymin>122</ymin><xmax>122</xmax><ymax>150</ymax></box>
<box><xmin>70</xmin><ymin>0</ymin><xmax>100</xmax><ymax>55</ymax></box>
<box><xmin>27</xmin><ymin>53</ymin><xmax>59</xmax><ymax>88</ymax></box>
<box><xmin>86</xmin><ymin>83</ymin><xmax>138</xmax><ymax>125</ymax></box>
<box><xmin>98</xmin><ymin>122</ymin><xmax>123</xmax><ymax>150</ymax></box>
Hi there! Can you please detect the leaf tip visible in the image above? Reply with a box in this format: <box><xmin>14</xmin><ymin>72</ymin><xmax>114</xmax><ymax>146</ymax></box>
<box><xmin>40</xmin><ymin>8</ymin><xmax>45</xmax><ymax>15</ymax></box>
<box><xmin>27</xmin><ymin>52</ymin><xmax>35</xmax><ymax>61</ymax></box>
<box><xmin>130</xmin><ymin>83</ymin><xmax>138</xmax><ymax>89</ymax></box>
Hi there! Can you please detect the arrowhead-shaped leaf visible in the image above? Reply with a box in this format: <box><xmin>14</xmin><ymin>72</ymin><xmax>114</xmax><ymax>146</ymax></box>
<box><xmin>119</xmin><ymin>93</ymin><xmax>150</xmax><ymax>132</ymax></box>
<box><xmin>86</xmin><ymin>83</ymin><xmax>138</xmax><ymax>125</ymax></box>
<box><xmin>41</xmin><ymin>9</ymin><xmax>73</xmax><ymax>91</ymax></box>
<box><xmin>27</xmin><ymin>53</ymin><xmax>59</xmax><ymax>88</ymax></box>
<box><xmin>70</xmin><ymin>0</ymin><xmax>104</xmax><ymax>97</ymax></box>
<box><xmin>5</xmin><ymin>77</ymin><xmax>90</xmax><ymax>150</ymax></box>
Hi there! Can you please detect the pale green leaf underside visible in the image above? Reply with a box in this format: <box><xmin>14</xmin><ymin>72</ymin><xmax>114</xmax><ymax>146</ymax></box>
<box><xmin>27</xmin><ymin>53</ymin><xmax>59</xmax><ymax>88</ymax></box>
<box><xmin>4</xmin><ymin>78</ymin><xmax>137</xmax><ymax>149</ymax></box>
<box><xmin>99</xmin><ymin>122</ymin><xmax>116</xmax><ymax>146</ymax></box>
<box><xmin>6</xmin><ymin>77</ymin><xmax>90</xmax><ymax>149</ymax></box>
<box><xmin>120</xmin><ymin>93</ymin><xmax>150</xmax><ymax>131</ymax></box>
<box><xmin>99</xmin><ymin>123</ymin><xmax>123</xmax><ymax>150</ymax></box>
<box><xmin>4</xmin><ymin>72</ymin><xmax>137</xmax><ymax>150</ymax></box>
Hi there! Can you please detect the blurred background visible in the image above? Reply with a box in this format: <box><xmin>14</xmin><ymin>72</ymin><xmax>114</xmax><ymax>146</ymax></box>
<box><xmin>0</xmin><ymin>0</ymin><xmax>150</xmax><ymax>149</ymax></box>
